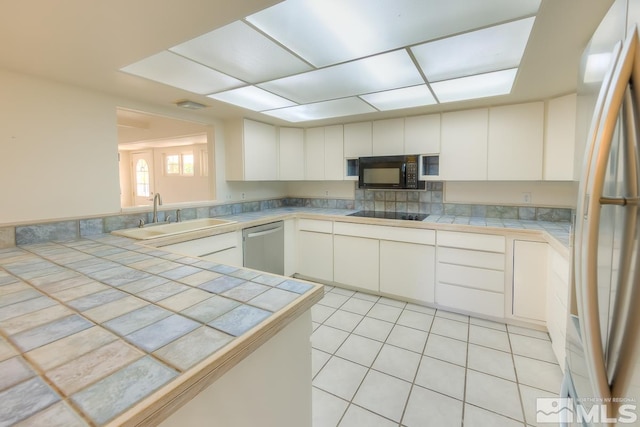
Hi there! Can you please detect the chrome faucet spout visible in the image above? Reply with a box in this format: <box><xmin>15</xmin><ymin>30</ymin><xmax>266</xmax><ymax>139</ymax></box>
<box><xmin>152</xmin><ymin>193</ymin><xmax>163</xmax><ymax>223</ymax></box>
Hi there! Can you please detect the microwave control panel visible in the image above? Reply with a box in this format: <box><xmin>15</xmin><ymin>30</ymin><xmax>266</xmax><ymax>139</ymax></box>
<box><xmin>406</xmin><ymin>161</ymin><xmax>418</xmax><ymax>188</ymax></box>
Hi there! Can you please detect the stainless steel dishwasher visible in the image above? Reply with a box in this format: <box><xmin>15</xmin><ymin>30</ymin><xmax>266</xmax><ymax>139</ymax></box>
<box><xmin>242</xmin><ymin>221</ymin><xmax>284</xmax><ymax>275</ymax></box>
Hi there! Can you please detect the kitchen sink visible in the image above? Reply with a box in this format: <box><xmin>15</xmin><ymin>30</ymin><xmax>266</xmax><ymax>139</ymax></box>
<box><xmin>112</xmin><ymin>218</ymin><xmax>236</xmax><ymax>240</ymax></box>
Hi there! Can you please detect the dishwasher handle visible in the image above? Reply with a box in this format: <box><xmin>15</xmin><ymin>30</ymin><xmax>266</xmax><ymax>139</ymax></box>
<box><xmin>244</xmin><ymin>225</ymin><xmax>283</xmax><ymax>239</ymax></box>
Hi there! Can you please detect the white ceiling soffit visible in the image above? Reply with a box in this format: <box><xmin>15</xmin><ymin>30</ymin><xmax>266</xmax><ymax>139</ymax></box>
<box><xmin>119</xmin><ymin>0</ymin><xmax>541</xmax><ymax>122</ymax></box>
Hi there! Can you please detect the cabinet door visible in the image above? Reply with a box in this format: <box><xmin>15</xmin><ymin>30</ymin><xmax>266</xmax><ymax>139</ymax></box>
<box><xmin>344</xmin><ymin>122</ymin><xmax>372</xmax><ymax>158</ymax></box>
<box><xmin>298</xmin><ymin>231</ymin><xmax>333</xmax><ymax>282</ymax></box>
<box><xmin>372</xmin><ymin>118</ymin><xmax>404</xmax><ymax>155</ymax></box>
<box><xmin>544</xmin><ymin>94</ymin><xmax>577</xmax><ymax>181</ymax></box>
<box><xmin>279</xmin><ymin>127</ymin><xmax>305</xmax><ymax>181</ymax></box>
<box><xmin>404</xmin><ymin>114</ymin><xmax>440</xmax><ymax>154</ymax></box>
<box><xmin>324</xmin><ymin>125</ymin><xmax>344</xmax><ymax>180</ymax></box>
<box><xmin>244</xmin><ymin>119</ymin><xmax>278</xmax><ymax>181</ymax></box>
<box><xmin>380</xmin><ymin>240</ymin><xmax>435</xmax><ymax>303</ymax></box>
<box><xmin>333</xmin><ymin>235</ymin><xmax>379</xmax><ymax>292</ymax></box>
<box><xmin>488</xmin><ymin>102</ymin><xmax>543</xmax><ymax>180</ymax></box>
<box><xmin>305</xmin><ymin>127</ymin><xmax>325</xmax><ymax>180</ymax></box>
<box><xmin>440</xmin><ymin>109</ymin><xmax>488</xmax><ymax>180</ymax></box>
<box><xmin>513</xmin><ymin>240</ymin><xmax>548</xmax><ymax>321</ymax></box>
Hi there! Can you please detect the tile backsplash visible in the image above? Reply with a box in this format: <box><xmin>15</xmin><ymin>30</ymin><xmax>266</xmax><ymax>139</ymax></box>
<box><xmin>1</xmin><ymin>187</ymin><xmax>572</xmax><ymax>247</ymax></box>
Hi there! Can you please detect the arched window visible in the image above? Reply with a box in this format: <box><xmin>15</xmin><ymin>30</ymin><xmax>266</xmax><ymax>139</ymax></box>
<box><xmin>135</xmin><ymin>159</ymin><xmax>150</xmax><ymax>197</ymax></box>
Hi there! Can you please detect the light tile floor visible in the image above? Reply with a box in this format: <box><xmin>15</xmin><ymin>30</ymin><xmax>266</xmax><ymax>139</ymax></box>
<box><xmin>311</xmin><ymin>285</ymin><xmax>564</xmax><ymax>427</ymax></box>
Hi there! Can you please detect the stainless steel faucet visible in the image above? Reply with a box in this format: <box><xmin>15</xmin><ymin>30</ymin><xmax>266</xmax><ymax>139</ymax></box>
<box><xmin>152</xmin><ymin>193</ymin><xmax>163</xmax><ymax>223</ymax></box>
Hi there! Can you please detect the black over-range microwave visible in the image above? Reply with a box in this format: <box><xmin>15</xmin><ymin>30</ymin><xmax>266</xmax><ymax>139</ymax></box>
<box><xmin>358</xmin><ymin>155</ymin><xmax>425</xmax><ymax>190</ymax></box>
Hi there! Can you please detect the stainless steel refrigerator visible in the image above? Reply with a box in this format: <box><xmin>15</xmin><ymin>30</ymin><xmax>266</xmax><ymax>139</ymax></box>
<box><xmin>564</xmin><ymin>2</ymin><xmax>640</xmax><ymax>425</ymax></box>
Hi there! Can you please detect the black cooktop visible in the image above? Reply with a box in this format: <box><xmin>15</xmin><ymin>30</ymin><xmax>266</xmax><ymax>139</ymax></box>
<box><xmin>347</xmin><ymin>211</ymin><xmax>428</xmax><ymax>221</ymax></box>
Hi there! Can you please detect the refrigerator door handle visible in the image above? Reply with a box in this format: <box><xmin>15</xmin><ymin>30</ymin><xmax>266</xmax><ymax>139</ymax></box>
<box><xmin>575</xmin><ymin>28</ymin><xmax>640</xmax><ymax>409</ymax></box>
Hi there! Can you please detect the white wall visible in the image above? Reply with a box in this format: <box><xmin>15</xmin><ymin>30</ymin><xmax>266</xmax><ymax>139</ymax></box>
<box><xmin>445</xmin><ymin>181</ymin><xmax>578</xmax><ymax>208</ymax></box>
<box><xmin>286</xmin><ymin>181</ymin><xmax>355</xmax><ymax>199</ymax></box>
<box><xmin>0</xmin><ymin>69</ymin><xmax>121</xmax><ymax>224</ymax></box>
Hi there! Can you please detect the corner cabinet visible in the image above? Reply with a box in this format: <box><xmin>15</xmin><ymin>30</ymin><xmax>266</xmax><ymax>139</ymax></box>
<box><xmin>225</xmin><ymin>118</ymin><xmax>278</xmax><ymax>181</ymax></box>
<box><xmin>488</xmin><ymin>102</ymin><xmax>544</xmax><ymax>180</ymax></box>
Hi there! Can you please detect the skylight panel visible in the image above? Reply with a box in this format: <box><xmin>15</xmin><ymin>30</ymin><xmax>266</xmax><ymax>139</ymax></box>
<box><xmin>360</xmin><ymin>85</ymin><xmax>437</xmax><ymax>111</ymax></box>
<box><xmin>262</xmin><ymin>97</ymin><xmax>376</xmax><ymax>122</ymax></box>
<box><xmin>247</xmin><ymin>0</ymin><xmax>540</xmax><ymax>67</ymax></box>
<box><xmin>121</xmin><ymin>51</ymin><xmax>244</xmax><ymax>95</ymax></box>
<box><xmin>208</xmin><ymin>86</ymin><xmax>296</xmax><ymax>111</ymax></box>
<box><xmin>431</xmin><ymin>69</ymin><xmax>518</xmax><ymax>103</ymax></box>
<box><xmin>412</xmin><ymin>18</ymin><xmax>536</xmax><ymax>82</ymax></box>
<box><xmin>170</xmin><ymin>21</ymin><xmax>313</xmax><ymax>83</ymax></box>
<box><xmin>258</xmin><ymin>50</ymin><xmax>424</xmax><ymax>104</ymax></box>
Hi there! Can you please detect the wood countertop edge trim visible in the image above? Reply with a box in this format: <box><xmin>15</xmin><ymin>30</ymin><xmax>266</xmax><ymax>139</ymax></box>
<box><xmin>105</xmin><ymin>284</ymin><xmax>324</xmax><ymax>427</ymax></box>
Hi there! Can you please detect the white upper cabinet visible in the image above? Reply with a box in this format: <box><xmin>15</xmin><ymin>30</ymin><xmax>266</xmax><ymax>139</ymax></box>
<box><xmin>225</xmin><ymin>118</ymin><xmax>278</xmax><ymax>181</ymax></box>
<box><xmin>440</xmin><ymin>108</ymin><xmax>489</xmax><ymax>180</ymax></box>
<box><xmin>304</xmin><ymin>127</ymin><xmax>325</xmax><ymax>180</ymax></box>
<box><xmin>324</xmin><ymin>125</ymin><xmax>344</xmax><ymax>180</ymax></box>
<box><xmin>544</xmin><ymin>93</ymin><xmax>577</xmax><ymax>181</ymax></box>
<box><xmin>488</xmin><ymin>102</ymin><xmax>544</xmax><ymax>180</ymax></box>
<box><xmin>304</xmin><ymin>125</ymin><xmax>343</xmax><ymax>181</ymax></box>
<box><xmin>372</xmin><ymin>118</ymin><xmax>404</xmax><ymax>155</ymax></box>
<box><xmin>344</xmin><ymin>122</ymin><xmax>372</xmax><ymax>158</ymax></box>
<box><xmin>279</xmin><ymin>127</ymin><xmax>305</xmax><ymax>181</ymax></box>
<box><xmin>404</xmin><ymin>114</ymin><xmax>441</xmax><ymax>154</ymax></box>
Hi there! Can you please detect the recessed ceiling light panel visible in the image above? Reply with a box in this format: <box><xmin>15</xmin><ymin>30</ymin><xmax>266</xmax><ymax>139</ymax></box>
<box><xmin>360</xmin><ymin>85</ymin><xmax>437</xmax><ymax>111</ymax></box>
<box><xmin>263</xmin><ymin>97</ymin><xmax>376</xmax><ymax>122</ymax></box>
<box><xmin>121</xmin><ymin>51</ymin><xmax>244</xmax><ymax>95</ymax></box>
<box><xmin>247</xmin><ymin>0</ymin><xmax>540</xmax><ymax>67</ymax></box>
<box><xmin>431</xmin><ymin>69</ymin><xmax>518</xmax><ymax>103</ymax></box>
<box><xmin>259</xmin><ymin>50</ymin><xmax>424</xmax><ymax>104</ymax></box>
<box><xmin>208</xmin><ymin>86</ymin><xmax>296</xmax><ymax>111</ymax></box>
<box><xmin>412</xmin><ymin>17</ymin><xmax>535</xmax><ymax>82</ymax></box>
<box><xmin>170</xmin><ymin>21</ymin><xmax>313</xmax><ymax>83</ymax></box>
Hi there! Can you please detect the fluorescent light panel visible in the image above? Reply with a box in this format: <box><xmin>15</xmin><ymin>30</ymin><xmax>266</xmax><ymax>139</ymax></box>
<box><xmin>121</xmin><ymin>51</ymin><xmax>244</xmax><ymax>95</ymax></box>
<box><xmin>247</xmin><ymin>0</ymin><xmax>540</xmax><ymax>68</ymax></box>
<box><xmin>208</xmin><ymin>86</ymin><xmax>296</xmax><ymax>111</ymax></box>
<box><xmin>263</xmin><ymin>97</ymin><xmax>376</xmax><ymax>122</ymax></box>
<box><xmin>361</xmin><ymin>85</ymin><xmax>437</xmax><ymax>111</ymax></box>
<box><xmin>412</xmin><ymin>17</ymin><xmax>535</xmax><ymax>82</ymax></box>
<box><xmin>431</xmin><ymin>69</ymin><xmax>518</xmax><ymax>103</ymax></box>
<box><xmin>170</xmin><ymin>21</ymin><xmax>312</xmax><ymax>83</ymax></box>
<box><xmin>259</xmin><ymin>50</ymin><xmax>424</xmax><ymax>104</ymax></box>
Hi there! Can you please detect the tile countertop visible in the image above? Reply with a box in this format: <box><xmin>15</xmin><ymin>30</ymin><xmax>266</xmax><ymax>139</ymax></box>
<box><xmin>0</xmin><ymin>235</ymin><xmax>323</xmax><ymax>426</ymax></box>
<box><xmin>0</xmin><ymin>207</ymin><xmax>571</xmax><ymax>426</ymax></box>
<box><xmin>185</xmin><ymin>207</ymin><xmax>572</xmax><ymax>255</ymax></box>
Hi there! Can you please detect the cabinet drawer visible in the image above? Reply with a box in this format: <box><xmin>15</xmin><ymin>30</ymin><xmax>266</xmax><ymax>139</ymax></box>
<box><xmin>437</xmin><ymin>247</ymin><xmax>504</xmax><ymax>270</ymax></box>
<box><xmin>436</xmin><ymin>283</ymin><xmax>504</xmax><ymax>318</ymax></box>
<box><xmin>437</xmin><ymin>231</ymin><xmax>505</xmax><ymax>253</ymax></box>
<box><xmin>161</xmin><ymin>232</ymin><xmax>239</xmax><ymax>257</ymax></box>
<box><xmin>334</xmin><ymin>222</ymin><xmax>435</xmax><ymax>245</ymax></box>
<box><xmin>298</xmin><ymin>219</ymin><xmax>333</xmax><ymax>234</ymax></box>
<box><xmin>437</xmin><ymin>263</ymin><xmax>504</xmax><ymax>293</ymax></box>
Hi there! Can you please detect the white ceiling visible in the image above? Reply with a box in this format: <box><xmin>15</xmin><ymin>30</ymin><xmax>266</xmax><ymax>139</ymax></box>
<box><xmin>0</xmin><ymin>0</ymin><xmax>614</xmax><ymax>127</ymax></box>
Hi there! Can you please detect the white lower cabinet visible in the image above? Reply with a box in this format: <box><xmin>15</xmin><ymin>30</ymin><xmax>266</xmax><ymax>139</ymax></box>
<box><xmin>334</xmin><ymin>235</ymin><xmax>379</xmax><ymax>292</ymax></box>
<box><xmin>512</xmin><ymin>240</ymin><xmax>548</xmax><ymax>322</ymax></box>
<box><xmin>380</xmin><ymin>240</ymin><xmax>435</xmax><ymax>304</ymax></box>
<box><xmin>435</xmin><ymin>231</ymin><xmax>506</xmax><ymax>317</ymax></box>
<box><xmin>297</xmin><ymin>219</ymin><xmax>333</xmax><ymax>282</ymax></box>
<box><xmin>160</xmin><ymin>231</ymin><xmax>243</xmax><ymax>266</ymax></box>
<box><xmin>547</xmin><ymin>246</ymin><xmax>570</xmax><ymax>369</ymax></box>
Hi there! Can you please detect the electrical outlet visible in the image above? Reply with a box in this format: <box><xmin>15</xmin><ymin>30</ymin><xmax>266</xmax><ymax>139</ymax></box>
<box><xmin>324</xmin><ymin>190</ymin><xmax>329</xmax><ymax>196</ymax></box>
<box><xmin>241</xmin><ymin>192</ymin><xmax>246</xmax><ymax>200</ymax></box>
<box><xmin>522</xmin><ymin>192</ymin><xmax>532</xmax><ymax>204</ymax></box>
